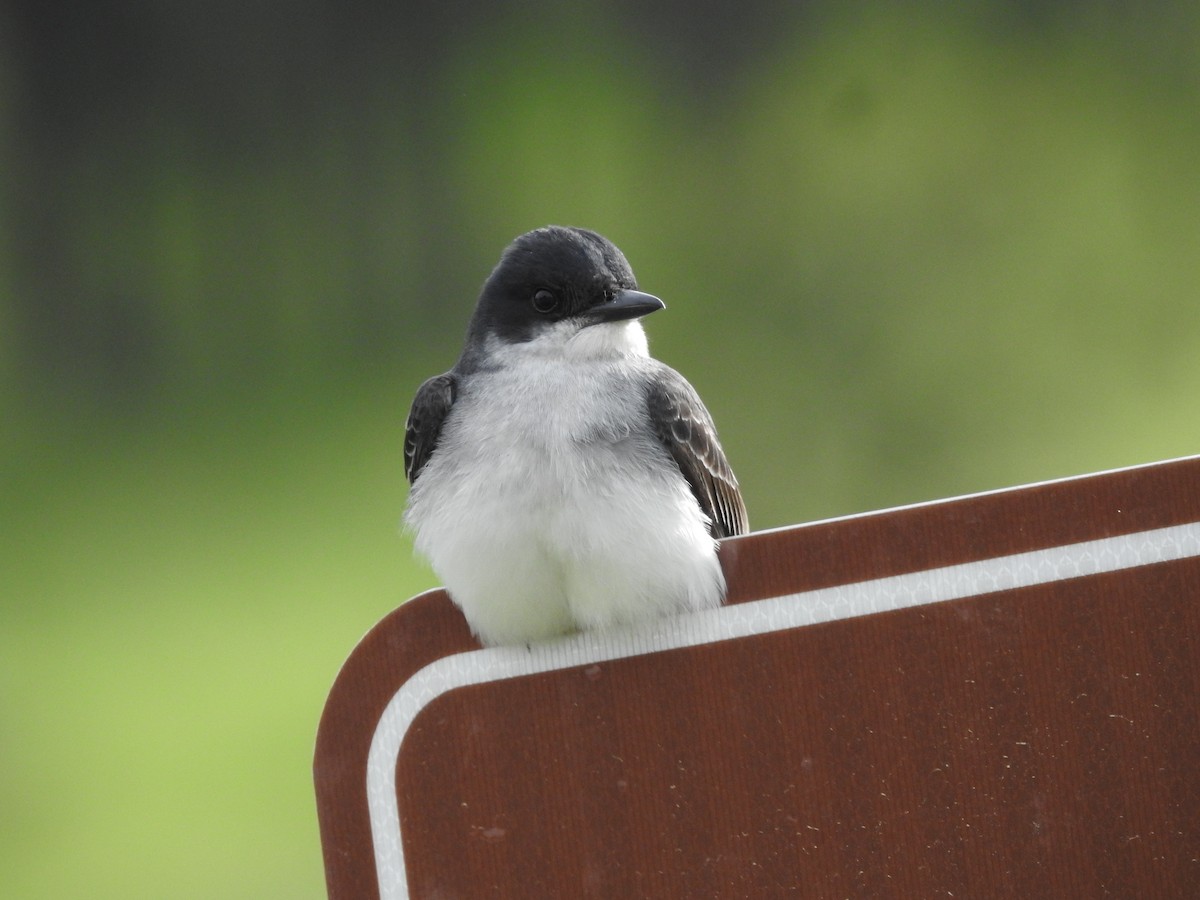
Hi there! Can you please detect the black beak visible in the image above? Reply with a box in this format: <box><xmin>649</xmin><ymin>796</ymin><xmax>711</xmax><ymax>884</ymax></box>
<box><xmin>590</xmin><ymin>289</ymin><xmax>666</xmax><ymax>324</ymax></box>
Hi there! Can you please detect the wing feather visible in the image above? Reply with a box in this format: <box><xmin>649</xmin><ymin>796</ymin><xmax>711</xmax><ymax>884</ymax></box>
<box><xmin>646</xmin><ymin>368</ymin><xmax>748</xmax><ymax>538</ymax></box>
<box><xmin>404</xmin><ymin>372</ymin><xmax>457</xmax><ymax>484</ymax></box>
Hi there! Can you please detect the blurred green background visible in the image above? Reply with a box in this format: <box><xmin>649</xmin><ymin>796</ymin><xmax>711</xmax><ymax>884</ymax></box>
<box><xmin>3</xmin><ymin>2</ymin><xmax>1199</xmax><ymax>896</ymax></box>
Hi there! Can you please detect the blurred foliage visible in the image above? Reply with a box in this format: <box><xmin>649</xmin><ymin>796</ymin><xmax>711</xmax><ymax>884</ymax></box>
<box><xmin>3</xmin><ymin>3</ymin><xmax>1200</xmax><ymax>897</ymax></box>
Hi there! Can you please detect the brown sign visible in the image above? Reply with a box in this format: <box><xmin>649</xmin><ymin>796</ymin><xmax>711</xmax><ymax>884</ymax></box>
<box><xmin>315</xmin><ymin>456</ymin><xmax>1200</xmax><ymax>898</ymax></box>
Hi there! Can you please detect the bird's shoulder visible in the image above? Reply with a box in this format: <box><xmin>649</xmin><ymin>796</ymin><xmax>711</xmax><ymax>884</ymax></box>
<box><xmin>643</xmin><ymin>362</ymin><xmax>749</xmax><ymax>538</ymax></box>
<box><xmin>642</xmin><ymin>362</ymin><xmax>727</xmax><ymax>454</ymax></box>
<box><xmin>404</xmin><ymin>371</ymin><xmax>458</xmax><ymax>484</ymax></box>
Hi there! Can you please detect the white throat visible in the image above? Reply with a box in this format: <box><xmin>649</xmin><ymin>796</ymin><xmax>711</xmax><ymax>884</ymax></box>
<box><xmin>567</xmin><ymin>319</ymin><xmax>650</xmax><ymax>359</ymax></box>
<box><xmin>489</xmin><ymin>319</ymin><xmax>650</xmax><ymax>363</ymax></box>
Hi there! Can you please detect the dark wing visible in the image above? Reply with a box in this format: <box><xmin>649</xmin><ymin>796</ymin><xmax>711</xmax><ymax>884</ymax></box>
<box><xmin>646</xmin><ymin>367</ymin><xmax>748</xmax><ymax>538</ymax></box>
<box><xmin>404</xmin><ymin>372</ymin><xmax>457</xmax><ymax>484</ymax></box>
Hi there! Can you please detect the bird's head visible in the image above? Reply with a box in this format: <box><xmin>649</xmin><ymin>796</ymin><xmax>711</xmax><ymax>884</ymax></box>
<box><xmin>464</xmin><ymin>226</ymin><xmax>665</xmax><ymax>362</ymax></box>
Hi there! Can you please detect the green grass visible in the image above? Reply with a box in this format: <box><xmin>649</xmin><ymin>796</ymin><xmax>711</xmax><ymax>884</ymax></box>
<box><xmin>1</xmin><ymin>380</ymin><xmax>436</xmax><ymax>898</ymax></box>
<box><xmin>5</xmin><ymin>8</ymin><xmax>1200</xmax><ymax>895</ymax></box>
<box><xmin>4</xmin><ymin>336</ymin><xmax>1198</xmax><ymax>898</ymax></box>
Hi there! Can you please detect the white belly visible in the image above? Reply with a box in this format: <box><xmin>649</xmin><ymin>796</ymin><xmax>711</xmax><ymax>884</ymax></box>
<box><xmin>404</xmin><ymin>347</ymin><xmax>724</xmax><ymax>646</ymax></box>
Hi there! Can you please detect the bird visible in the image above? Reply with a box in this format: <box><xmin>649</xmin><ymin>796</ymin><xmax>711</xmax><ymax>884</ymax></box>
<box><xmin>403</xmin><ymin>226</ymin><xmax>747</xmax><ymax>646</ymax></box>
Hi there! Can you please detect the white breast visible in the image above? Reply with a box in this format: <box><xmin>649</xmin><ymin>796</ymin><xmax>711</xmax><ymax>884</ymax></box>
<box><xmin>404</xmin><ymin>321</ymin><xmax>726</xmax><ymax>645</ymax></box>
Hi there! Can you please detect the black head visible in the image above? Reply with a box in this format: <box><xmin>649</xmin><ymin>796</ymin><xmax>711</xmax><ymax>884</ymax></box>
<box><xmin>464</xmin><ymin>226</ymin><xmax>664</xmax><ymax>349</ymax></box>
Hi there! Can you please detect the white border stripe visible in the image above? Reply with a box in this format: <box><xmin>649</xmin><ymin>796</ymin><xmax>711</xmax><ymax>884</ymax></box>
<box><xmin>367</xmin><ymin>521</ymin><xmax>1200</xmax><ymax>898</ymax></box>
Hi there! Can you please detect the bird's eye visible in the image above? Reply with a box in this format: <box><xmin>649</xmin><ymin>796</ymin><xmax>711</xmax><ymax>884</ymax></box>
<box><xmin>531</xmin><ymin>289</ymin><xmax>560</xmax><ymax>314</ymax></box>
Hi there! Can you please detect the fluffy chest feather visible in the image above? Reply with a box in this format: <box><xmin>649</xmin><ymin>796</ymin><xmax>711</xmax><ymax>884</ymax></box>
<box><xmin>431</xmin><ymin>322</ymin><xmax>663</xmax><ymax>492</ymax></box>
<box><xmin>403</xmin><ymin>321</ymin><xmax>724</xmax><ymax>645</ymax></box>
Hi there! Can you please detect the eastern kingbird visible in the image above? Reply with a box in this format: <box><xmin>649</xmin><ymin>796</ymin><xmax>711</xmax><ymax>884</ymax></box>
<box><xmin>404</xmin><ymin>226</ymin><xmax>748</xmax><ymax>646</ymax></box>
